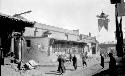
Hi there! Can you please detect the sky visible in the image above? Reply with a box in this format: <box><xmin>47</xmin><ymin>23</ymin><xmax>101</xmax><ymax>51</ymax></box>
<box><xmin>0</xmin><ymin>0</ymin><xmax>125</xmax><ymax>43</ymax></box>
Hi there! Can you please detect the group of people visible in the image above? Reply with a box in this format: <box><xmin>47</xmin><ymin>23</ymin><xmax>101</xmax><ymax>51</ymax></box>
<box><xmin>100</xmin><ymin>53</ymin><xmax>116</xmax><ymax>68</ymax></box>
<box><xmin>57</xmin><ymin>54</ymin><xmax>77</xmax><ymax>74</ymax></box>
<box><xmin>57</xmin><ymin>54</ymin><xmax>87</xmax><ymax>74</ymax></box>
<box><xmin>57</xmin><ymin>52</ymin><xmax>117</xmax><ymax>75</ymax></box>
<box><xmin>100</xmin><ymin>52</ymin><xmax>117</xmax><ymax>76</ymax></box>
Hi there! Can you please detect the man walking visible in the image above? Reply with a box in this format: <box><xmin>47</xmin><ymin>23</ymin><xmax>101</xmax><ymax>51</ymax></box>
<box><xmin>72</xmin><ymin>54</ymin><xmax>77</xmax><ymax>70</ymax></box>
<box><xmin>108</xmin><ymin>53</ymin><xmax>117</xmax><ymax>76</ymax></box>
<box><xmin>57</xmin><ymin>55</ymin><xmax>65</xmax><ymax>74</ymax></box>
<box><xmin>82</xmin><ymin>55</ymin><xmax>87</xmax><ymax>68</ymax></box>
<box><xmin>69</xmin><ymin>53</ymin><xmax>72</xmax><ymax>62</ymax></box>
<box><xmin>100</xmin><ymin>54</ymin><xmax>104</xmax><ymax>69</ymax></box>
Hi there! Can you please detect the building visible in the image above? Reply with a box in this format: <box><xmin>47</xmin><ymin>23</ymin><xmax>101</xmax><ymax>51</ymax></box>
<box><xmin>0</xmin><ymin>13</ymin><xmax>34</xmax><ymax>64</ymax></box>
<box><xmin>99</xmin><ymin>43</ymin><xmax>116</xmax><ymax>57</ymax></box>
<box><xmin>22</xmin><ymin>22</ymin><xmax>87</xmax><ymax>64</ymax></box>
<box><xmin>79</xmin><ymin>34</ymin><xmax>99</xmax><ymax>57</ymax></box>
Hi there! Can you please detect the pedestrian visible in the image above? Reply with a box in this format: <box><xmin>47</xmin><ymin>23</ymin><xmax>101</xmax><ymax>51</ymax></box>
<box><xmin>62</xmin><ymin>57</ymin><xmax>66</xmax><ymax>73</ymax></box>
<box><xmin>82</xmin><ymin>55</ymin><xmax>87</xmax><ymax>68</ymax></box>
<box><xmin>17</xmin><ymin>61</ymin><xmax>21</xmax><ymax>71</ymax></box>
<box><xmin>100</xmin><ymin>54</ymin><xmax>104</xmax><ymax>69</ymax></box>
<box><xmin>72</xmin><ymin>54</ymin><xmax>77</xmax><ymax>70</ymax></box>
<box><xmin>108</xmin><ymin>53</ymin><xmax>117</xmax><ymax>76</ymax></box>
<box><xmin>57</xmin><ymin>55</ymin><xmax>65</xmax><ymax>74</ymax></box>
<box><xmin>69</xmin><ymin>53</ymin><xmax>72</xmax><ymax>62</ymax></box>
<box><xmin>57</xmin><ymin>55</ymin><xmax>62</xmax><ymax>73</ymax></box>
<box><xmin>84</xmin><ymin>51</ymin><xmax>88</xmax><ymax>59</ymax></box>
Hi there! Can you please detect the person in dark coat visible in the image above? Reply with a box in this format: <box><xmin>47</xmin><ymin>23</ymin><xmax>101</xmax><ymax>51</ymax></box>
<box><xmin>72</xmin><ymin>54</ymin><xmax>77</xmax><ymax>70</ymax></box>
<box><xmin>82</xmin><ymin>55</ymin><xmax>87</xmax><ymax>67</ymax></box>
<box><xmin>100</xmin><ymin>54</ymin><xmax>104</xmax><ymax>69</ymax></box>
<box><xmin>57</xmin><ymin>55</ymin><xmax>65</xmax><ymax>74</ymax></box>
<box><xmin>108</xmin><ymin>53</ymin><xmax>117</xmax><ymax>76</ymax></box>
<box><xmin>17</xmin><ymin>61</ymin><xmax>21</xmax><ymax>71</ymax></box>
<box><xmin>61</xmin><ymin>56</ymin><xmax>66</xmax><ymax>73</ymax></box>
<box><xmin>69</xmin><ymin>53</ymin><xmax>72</xmax><ymax>62</ymax></box>
<box><xmin>84</xmin><ymin>51</ymin><xmax>88</xmax><ymax>59</ymax></box>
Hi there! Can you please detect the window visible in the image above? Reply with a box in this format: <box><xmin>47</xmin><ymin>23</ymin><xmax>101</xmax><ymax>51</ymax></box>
<box><xmin>92</xmin><ymin>47</ymin><xmax>96</xmax><ymax>54</ymax></box>
<box><xmin>42</xmin><ymin>30</ymin><xmax>52</xmax><ymax>37</ymax></box>
<box><xmin>26</xmin><ymin>40</ymin><xmax>31</xmax><ymax>47</ymax></box>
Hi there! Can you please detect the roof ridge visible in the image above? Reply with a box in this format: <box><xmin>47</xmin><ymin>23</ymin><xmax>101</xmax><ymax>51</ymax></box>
<box><xmin>34</xmin><ymin>22</ymin><xmax>78</xmax><ymax>35</ymax></box>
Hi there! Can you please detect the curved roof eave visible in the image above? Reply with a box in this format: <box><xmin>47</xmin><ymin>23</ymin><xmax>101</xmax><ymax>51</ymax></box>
<box><xmin>0</xmin><ymin>13</ymin><xmax>34</xmax><ymax>27</ymax></box>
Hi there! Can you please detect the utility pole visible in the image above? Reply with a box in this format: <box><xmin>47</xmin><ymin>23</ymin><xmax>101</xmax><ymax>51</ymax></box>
<box><xmin>110</xmin><ymin>0</ymin><xmax>124</xmax><ymax>57</ymax></box>
<box><xmin>116</xmin><ymin>4</ymin><xmax>123</xmax><ymax>57</ymax></box>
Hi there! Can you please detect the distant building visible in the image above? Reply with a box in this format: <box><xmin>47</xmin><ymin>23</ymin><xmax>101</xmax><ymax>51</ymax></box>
<box><xmin>24</xmin><ymin>22</ymin><xmax>80</xmax><ymax>41</ymax></box>
<box><xmin>99</xmin><ymin>43</ymin><xmax>116</xmax><ymax>56</ymax></box>
<box><xmin>0</xmin><ymin>13</ymin><xmax>100</xmax><ymax>65</ymax></box>
<box><xmin>22</xmin><ymin>22</ymin><xmax>87</xmax><ymax>63</ymax></box>
<box><xmin>79</xmin><ymin>34</ymin><xmax>99</xmax><ymax>57</ymax></box>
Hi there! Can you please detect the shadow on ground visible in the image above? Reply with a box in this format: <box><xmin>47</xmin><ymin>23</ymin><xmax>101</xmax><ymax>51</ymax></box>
<box><xmin>66</xmin><ymin>68</ymin><xmax>74</xmax><ymax>71</ymax></box>
<box><xmin>92</xmin><ymin>68</ymin><xmax>125</xmax><ymax>76</ymax></box>
<box><xmin>45</xmin><ymin>68</ymin><xmax>75</xmax><ymax>75</ymax></box>
<box><xmin>45</xmin><ymin>70</ymin><xmax>65</xmax><ymax>75</ymax></box>
<box><xmin>39</xmin><ymin>65</ymin><xmax>57</xmax><ymax>67</ymax></box>
<box><xmin>45</xmin><ymin>70</ymin><xmax>57</xmax><ymax>75</ymax></box>
<box><xmin>92</xmin><ymin>69</ymin><xmax>110</xmax><ymax>76</ymax></box>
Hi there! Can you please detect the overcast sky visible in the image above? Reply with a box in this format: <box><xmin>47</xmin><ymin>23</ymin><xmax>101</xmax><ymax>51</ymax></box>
<box><xmin>0</xmin><ymin>0</ymin><xmax>125</xmax><ymax>43</ymax></box>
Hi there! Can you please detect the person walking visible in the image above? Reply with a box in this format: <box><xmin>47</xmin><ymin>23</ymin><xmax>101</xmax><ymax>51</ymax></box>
<box><xmin>100</xmin><ymin>54</ymin><xmax>104</xmax><ymax>69</ymax></box>
<box><xmin>17</xmin><ymin>61</ymin><xmax>22</xmax><ymax>71</ymax></box>
<box><xmin>69</xmin><ymin>53</ymin><xmax>72</xmax><ymax>62</ymax></box>
<box><xmin>57</xmin><ymin>55</ymin><xmax>65</xmax><ymax>74</ymax></box>
<box><xmin>82</xmin><ymin>55</ymin><xmax>87</xmax><ymax>68</ymax></box>
<box><xmin>108</xmin><ymin>53</ymin><xmax>117</xmax><ymax>76</ymax></box>
<box><xmin>57</xmin><ymin>55</ymin><xmax>63</xmax><ymax>73</ymax></box>
<box><xmin>72</xmin><ymin>54</ymin><xmax>77</xmax><ymax>70</ymax></box>
<box><xmin>84</xmin><ymin>51</ymin><xmax>88</xmax><ymax>59</ymax></box>
<box><xmin>61</xmin><ymin>55</ymin><xmax>66</xmax><ymax>73</ymax></box>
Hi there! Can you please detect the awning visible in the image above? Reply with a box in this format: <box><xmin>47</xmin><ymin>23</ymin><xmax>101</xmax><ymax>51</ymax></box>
<box><xmin>50</xmin><ymin>38</ymin><xmax>87</xmax><ymax>46</ymax></box>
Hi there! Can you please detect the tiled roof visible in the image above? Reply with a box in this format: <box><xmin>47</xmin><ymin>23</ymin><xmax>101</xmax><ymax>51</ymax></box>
<box><xmin>0</xmin><ymin>13</ymin><xmax>34</xmax><ymax>24</ymax></box>
<box><xmin>0</xmin><ymin>13</ymin><xmax>34</xmax><ymax>33</ymax></box>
